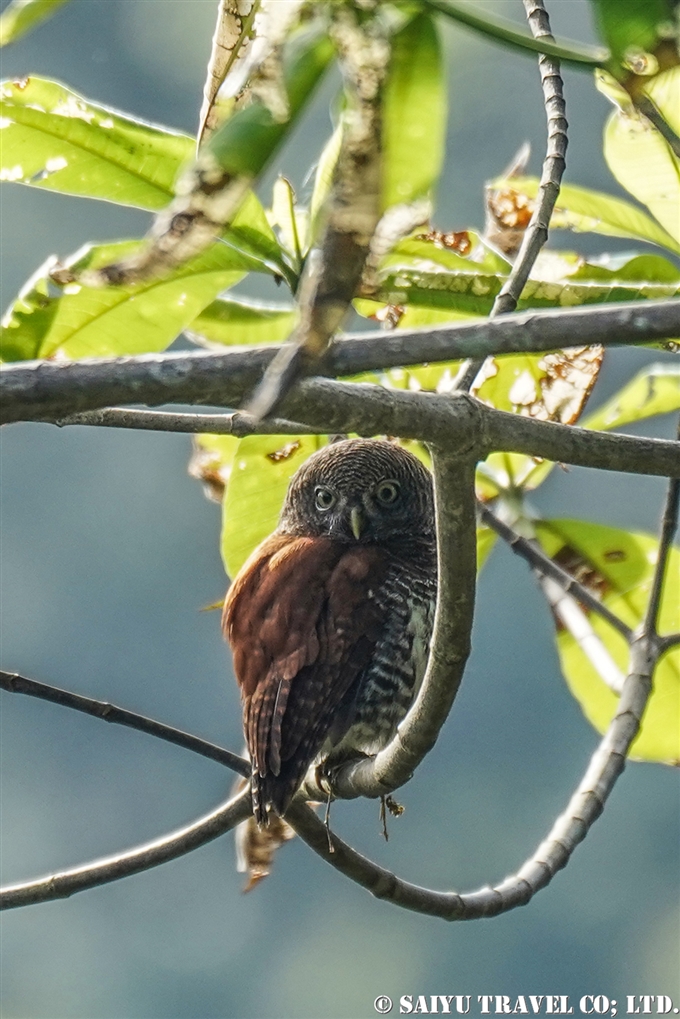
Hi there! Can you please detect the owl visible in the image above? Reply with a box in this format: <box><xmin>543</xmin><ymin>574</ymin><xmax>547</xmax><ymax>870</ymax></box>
<box><xmin>223</xmin><ymin>438</ymin><xmax>437</xmax><ymax>825</ymax></box>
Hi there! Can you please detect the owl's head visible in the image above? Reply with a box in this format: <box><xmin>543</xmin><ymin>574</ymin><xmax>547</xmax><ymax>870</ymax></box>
<box><xmin>278</xmin><ymin>438</ymin><xmax>435</xmax><ymax>545</ymax></box>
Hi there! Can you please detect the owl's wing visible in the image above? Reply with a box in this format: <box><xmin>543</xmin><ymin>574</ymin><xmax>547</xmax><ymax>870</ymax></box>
<box><xmin>223</xmin><ymin>533</ymin><xmax>389</xmax><ymax>820</ymax></box>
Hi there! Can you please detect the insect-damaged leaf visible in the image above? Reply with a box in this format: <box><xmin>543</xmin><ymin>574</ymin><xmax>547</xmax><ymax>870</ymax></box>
<box><xmin>536</xmin><ymin>519</ymin><xmax>680</xmax><ymax>764</ymax></box>
<box><xmin>492</xmin><ymin>175</ymin><xmax>680</xmax><ymax>255</ymax></box>
<box><xmin>0</xmin><ymin>239</ymin><xmax>257</xmax><ymax>361</ymax></box>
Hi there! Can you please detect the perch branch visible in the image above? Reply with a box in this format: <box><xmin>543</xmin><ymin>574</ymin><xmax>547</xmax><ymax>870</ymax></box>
<box><xmin>457</xmin><ymin>0</ymin><xmax>568</xmax><ymax>392</ymax></box>
<box><xmin>287</xmin><ymin>633</ymin><xmax>656</xmax><ymax>918</ymax></box>
<box><xmin>644</xmin><ymin>475</ymin><xmax>679</xmax><ymax>636</ymax></box>
<box><xmin>0</xmin><ymin>789</ymin><xmax>252</xmax><ymax>910</ymax></box>
<box><xmin>326</xmin><ymin>450</ymin><xmax>478</xmax><ymax>800</ymax></box>
<box><xmin>0</xmin><ymin>671</ymin><xmax>249</xmax><ymax>777</ymax></box>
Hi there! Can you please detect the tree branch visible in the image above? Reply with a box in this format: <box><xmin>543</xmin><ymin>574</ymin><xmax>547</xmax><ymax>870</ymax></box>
<box><xmin>478</xmin><ymin>504</ymin><xmax>633</xmax><ymax>641</ymax></box>
<box><xmin>287</xmin><ymin>634</ymin><xmax>655</xmax><ymax>919</ymax></box>
<box><xmin>457</xmin><ymin>0</ymin><xmax>568</xmax><ymax>392</ymax></box>
<box><xmin>325</xmin><ymin>450</ymin><xmax>478</xmax><ymax>800</ymax></box>
<box><xmin>0</xmin><ymin>788</ymin><xmax>252</xmax><ymax>910</ymax></box>
<box><xmin>57</xmin><ymin>406</ymin><xmax>315</xmax><ymax>437</ymax></box>
<box><xmin>0</xmin><ymin>671</ymin><xmax>249</xmax><ymax>777</ymax></box>
<box><xmin>644</xmin><ymin>474</ymin><xmax>680</xmax><ymax>637</ymax></box>
<box><xmin>2</xmin><ymin>299</ymin><xmax>678</xmax><ymax>425</ymax></box>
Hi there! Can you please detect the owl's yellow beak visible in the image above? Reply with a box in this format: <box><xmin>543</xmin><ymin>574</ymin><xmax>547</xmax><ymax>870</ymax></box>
<box><xmin>350</xmin><ymin>506</ymin><xmax>365</xmax><ymax>540</ymax></box>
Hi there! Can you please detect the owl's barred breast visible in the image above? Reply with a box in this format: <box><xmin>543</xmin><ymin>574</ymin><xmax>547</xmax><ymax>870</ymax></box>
<box><xmin>322</xmin><ymin>550</ymin><xmax>437</xmax><ymax>766</ymax></box>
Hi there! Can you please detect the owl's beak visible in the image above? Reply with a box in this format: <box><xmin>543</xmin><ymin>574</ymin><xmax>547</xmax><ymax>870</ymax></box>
<box><xmin>350</xmin><ymin>506</ymin><xmax>365</xmax><ymax>540</ymax></box>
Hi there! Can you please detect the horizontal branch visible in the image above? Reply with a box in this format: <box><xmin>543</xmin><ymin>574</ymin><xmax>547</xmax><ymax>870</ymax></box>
<box><xmin>2</xmin><ymin>300</ymin><xmax>678</xmax><ymax>425</ymax></box>
<box><xmin>0</xmin><ymin>671</ymin><xmax>249</xmax><ymax>777</ymax></box>
<box><xmin>57</xmin><ymin>406</ymin><xmax>315</xmax><ymax>437</ymax></box>
<box><xmin>0</xmin><ymin>788</ymin><xmax>252</xmax><ymax>910</ymax></box>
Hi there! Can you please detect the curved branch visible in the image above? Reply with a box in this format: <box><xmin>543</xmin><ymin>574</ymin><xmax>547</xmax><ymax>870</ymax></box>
<box><xmin>0</xmin><ymin>671</ymin><xmax>249</xmax><ymax>777</ymax></box>
<box><xmin>0</xmin><ymin>789</ymin><xmax>252</xmax><ymax>910</ymax></box>
<box><xmin>457</xmin><ymin>0</ymin><xmax>568</xmax><ymax>391</ymax></box>
<box><xmin>327</xmin><ymin>450</ymin><xmax>478</xmax><ymax>800</ymax></box>
<box><xmin>2</xmin><ymin>299</ymin><xmax>678</xmax><ymax>426</ymax></box>
<box><xmin>287</xmin><ymin>636</ymin><xmax>654</xmax><ymax>918</ymax></box>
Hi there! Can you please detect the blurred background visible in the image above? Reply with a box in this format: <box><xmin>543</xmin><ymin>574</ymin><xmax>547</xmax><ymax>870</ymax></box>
<box><xmin>1</xmin><ymin>2</ymin><xmax>678</xmax><ymax>1017</ymax></box>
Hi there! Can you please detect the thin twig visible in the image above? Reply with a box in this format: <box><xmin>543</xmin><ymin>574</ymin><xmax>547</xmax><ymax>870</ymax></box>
<box><xmin>0</xmin><ymin>789</ymin><xmax>252</xmax><ymax>910</ymax></box>
<box><xmin>634</xmin><ymin>94</ymin><xmax>680</xmax><ymax>161</ymax></box>
<box><xmin>323</xmin><ymin>450</ymin><xmax>478</xmax><ymax>800</ymax></box>
<box><xmin>659</xmin><ymin>633</ymin><xmax>680</xmax><ymax>653</ymax></box>
<box><xmin>478</xmin><ymin>504</ymin><xmax>633</xmax><ymax>641</ymax></box>
<box><xmin>57</xmin><ymin>407</ymin><xmax>315</xmax><ymax>437</ymax></box>
<box><xmin>0</xmin><ymin>671</ymin><xmax>249</xmax><ymax>777</ymax></box>
<box><xmin>457</xmin><ymin>0</ymin><xmax>568</xmax><ymax>392</ymax></box>
<box><xmin>643</xmin><ymin>475</ymin><xmax>680</xmax><ymax>637</ymax></box>
<box><xmin>3</xmin><ymin>298</ymin><xmax>678</xmax><ymax>426</ymax></box>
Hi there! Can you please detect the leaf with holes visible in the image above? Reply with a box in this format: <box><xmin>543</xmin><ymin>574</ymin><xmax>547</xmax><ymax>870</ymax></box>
<box><xmin>0</xmin><ymin>239</ymin><xmax>259</xmax><ymax>361</ymax></box>
<box><xmin>493</xmin><ymin>175</ymin><xmax>680</xmax><ymax>255</ymax></box>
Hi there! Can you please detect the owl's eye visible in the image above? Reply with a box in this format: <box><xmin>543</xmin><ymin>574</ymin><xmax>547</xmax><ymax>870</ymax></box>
<box><xmin>315</xmin><ymin>486</ymin><xmax>336</xmax><ymax>511</ymax></box>
<box><xmin>376</xmin><ymin>481</ymin><xmax>400</xmax><ymax>505</ymax></box>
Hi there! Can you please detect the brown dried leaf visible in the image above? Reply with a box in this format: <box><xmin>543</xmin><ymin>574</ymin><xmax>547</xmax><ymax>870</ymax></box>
<box><xmin>484</xmin><ymin>142</ymin><xmax>533</xmax><ymax>258</ymax></box>
<box><xmin>415</xmin><ymin>228</ymin><xmax>472</xmax><ymax>256</ymax></box>
<box><xmin>511</xmin><ymin>346</ymin><xmax>604</xmax><ymax>425</ymax></box>
<box><xmin>266</xmin><ymin>440</ymin><xmax>302</xmax><ymax>463</ymax></box>
<box><xmin>370</xmin><ymin>304</ymin><xmax>405</xmax><ymax>328</ymax></box>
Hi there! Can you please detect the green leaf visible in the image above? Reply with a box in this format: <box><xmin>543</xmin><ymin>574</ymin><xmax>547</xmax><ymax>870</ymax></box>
<box><xmin>0</xmin><ymin>77</ymin><xmax>283</xmax><ymax>268</ymax></box>
<box><xmin>207</xmin><ymin>24</ymin><xmax>334</xmax><ymax>178</ymax></box>
<box><xmin>603</xmin><ymin>67</ymin><xmax>680</xmax><ymax>242</ymax></box>
<box><xmin>268</xmin><ymin>175</ymin><xmax>305</xmax><ymax>271</ymax></box>
<box><xmin>1</xmin><ymin>239</ymin><xmax>258</xmax><ymax>361</ymax></box>
<box><xmin>497</xmin><ymin>175</ymin><xmax>680</xmax><ymax>254</ymax></box>
<box><xmin>309</xmin><ymin>125</ymin><xmax>342</xmax><ymax>245</ymax></box>
<box><xmin>0</xmin><ymin>76</ymin><xmax>194</xmax><ymax>209</ymax></box>
<box><xmin>589</xmin><ymin>0</ymin><xmax>678</xmax><ymax>71</ymax></box>
<box><xmin>583</xmin><ymin>363</ymin><xmax>680</xmax><ymax>430</ymax></box>
<box><xmin>221</xmin><ymin>435</ymin><xmax>328</xmax><ymax>578</ymax></box>
<box><xmin>536</xmin><ymin>518</ymin><xmax>679</xmax><ymax>764</ymax></box>
<box><xmin>568</xmin><ymin>252</ymin><xmax>680</xmax><ymax>283</ymax></box>
<box><xmin>385</xmin><ymin>230</ymin><xmax>511</xmax><ymax>275</ymax></box>
<box><xmin>188</xmin><ymin>296</ymin><xmax>296</xmax><ymax>347</ymax></box>
<box><xmin>0</xmin><ymin>0</ymin><xmax>69</xmax><ymax>47</ymax></box>
<box><xmin>381</xmin><ymin>12</ymin><xmax>446</xmax><ymax>208</ymax></box>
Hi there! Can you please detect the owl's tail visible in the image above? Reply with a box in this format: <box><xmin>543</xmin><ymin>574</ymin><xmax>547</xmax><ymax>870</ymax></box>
<box><xmin>231</xmin><ymin>751</ymin><xmax>296</xmax><ymax>891</ymax></box>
